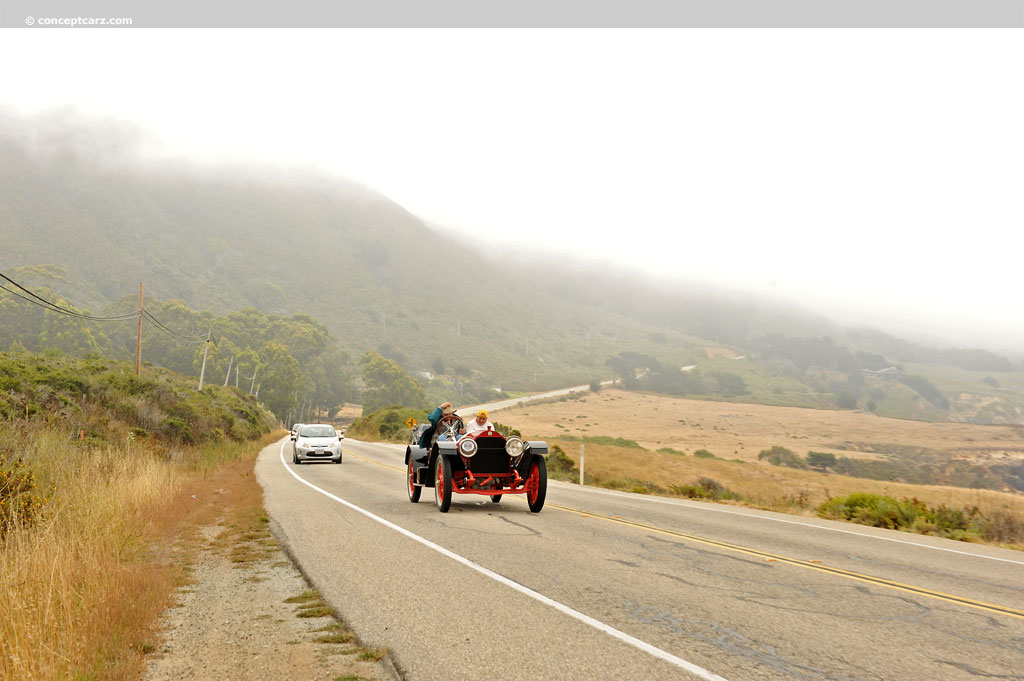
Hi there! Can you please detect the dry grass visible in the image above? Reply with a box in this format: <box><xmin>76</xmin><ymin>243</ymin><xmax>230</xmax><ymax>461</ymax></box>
<box><xmin>556</xmin><ymin>438</ymin><xmax>1024</xmax><ymax>520</ymax></box>
<box><xmin>508</xmin><ymin>388</ymin><xmax>1024</xmax><ymax>463</ymax></box>
<box><xmin>0</xmin><ymin>423</ymin><xmax>283</xmax><ymax>681</ymax></box>
<box><xmin>502</xmin><ymin>389</ymin><xmax>1024</xmax><ymax>546</ymax></box>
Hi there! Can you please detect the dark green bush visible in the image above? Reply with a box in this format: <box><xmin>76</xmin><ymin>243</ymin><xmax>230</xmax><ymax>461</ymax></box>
<box><xmin>817</xmin><ymin>493</ymin><xmax>988</xmax><ymax>541</ymax></box>
<box><xmin>806</xmin><ymin>451</ymin><xmax>837</xmax><ymax>469</ymax></box>
<box><xmin>670</xmin><ymin>476</ymin><xmax>740</xmax><ymax>501</ymax></box>
<box><xmin>758</xmin><ymin>446</ymin><xmax>807</xmax><ymax>469</ymax></box>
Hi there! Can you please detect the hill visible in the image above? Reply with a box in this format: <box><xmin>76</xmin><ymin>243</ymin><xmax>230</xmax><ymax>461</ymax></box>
<box><xmin>0</xmin><ymin>122</ymin><xmax>830</xmax><ymax>389</ymax></box>
<box><xmin>2</xmin><ymin>117</ymin><xmax>1022</xmax><ymax>424</ymax></box>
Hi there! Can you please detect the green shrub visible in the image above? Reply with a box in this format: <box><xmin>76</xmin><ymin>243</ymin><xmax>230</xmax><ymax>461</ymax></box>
<box><xmin>758</xmin><ymin>445</ymin><xmax>807</xmax><ymax>469</ymax></box>
<box><xmin>670</xmin><ymin>484</ymin><xmax>711</xmax><ymax>499</ymax></box>
<box><xmin>546</xmin><ymin>445</ymin><xmax>578</xmax><ymax>482</ymax></box>
<box><xmin>693</xmin><ymin>449</ymin><xmax>715</xmax><ymax>459</ymax></box>
<box><xmin>817</xmin><ymin>493</ymin><xmax>989</xmax><ymax>540</ymax></box>
<box><xmin>492</xmin><ymin>421</ymin><xmax>521</xmax><ymax>438</ymax></box>
<box><xmin>670</xmin><ymin>476</ymin><xmax>739</xmax><ymax>501</ymax></box>
<box><xmin>626</xmin><ymin>479</ymin><xmax>665</xmax><ymax>495</ymax></box>
<box><xmin>806</xmin><ymin>451</ymin><xmax>836</xmax><ymax>469</ymax></box>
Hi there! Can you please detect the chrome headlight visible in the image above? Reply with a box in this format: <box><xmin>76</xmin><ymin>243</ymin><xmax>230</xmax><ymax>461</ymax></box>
<box><xmin>458</xmin><ymin>438</ymin><xmax>478</xmax><ymax>458</ymax></box>
<box><xmin>505</xmin><ymin>437</ymin><xmax>524</xmax><ymax>457</ymax></box>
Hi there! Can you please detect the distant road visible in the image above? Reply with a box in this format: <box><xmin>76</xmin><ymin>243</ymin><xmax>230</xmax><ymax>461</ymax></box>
<box><xmin>257</xmin><ymin>436</ymin><xmax>1024</xmax><ymax>681</ymax></box>
<box><xmin>456</xmin><ymin>379</ymin><xmax>615</xmax><ymax>418</ymax></box>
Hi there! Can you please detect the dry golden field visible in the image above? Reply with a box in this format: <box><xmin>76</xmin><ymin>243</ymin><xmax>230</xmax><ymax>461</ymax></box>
<box><xmin>499</xmin><ymin>389</ymin><xmax>1024</xmax><ymax>526</ymax></box>
<box><xmin>504</xmin><ymin>388</ymin><xmax>1024</xmax><ymax>464</ymax></box>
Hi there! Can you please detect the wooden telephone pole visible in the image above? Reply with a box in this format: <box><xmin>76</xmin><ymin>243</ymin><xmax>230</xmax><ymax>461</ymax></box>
<box><xmin>197</xmin><ymin>331</ymin><xmax>211</xmax><ymax>391</ymax></box>
<box><xmin>135</xmin><ymin>282</ymin><xmax>143</xmax><ymax>376</ymax></box>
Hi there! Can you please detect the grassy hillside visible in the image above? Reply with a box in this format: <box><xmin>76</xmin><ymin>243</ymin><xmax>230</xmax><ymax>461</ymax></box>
<box><xmin>0</xmin><ymin>351</ymin><xmax>275</xmax><ymax>445</ymax></box>
<box><xmin>1</xmin><ymin>351</ymin><xmax>278</xmax><ymax>680</ymax></box>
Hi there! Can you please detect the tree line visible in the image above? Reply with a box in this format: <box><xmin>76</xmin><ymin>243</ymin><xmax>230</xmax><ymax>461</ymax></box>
<box><xmin>0</xmin><ymin>282</ymin><xmax>356</xmax><ymax>421</ymax></box>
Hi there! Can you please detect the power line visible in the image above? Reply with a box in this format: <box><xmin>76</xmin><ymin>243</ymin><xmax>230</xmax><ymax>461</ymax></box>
<box><xmin>209</xmin><ymin>335</ymin><xmax>227</xmax><ymax>362</ymax></box>
<box><xmin>2</xmin><ymin>270</ymin><xmax>236</xmax><ymax>362</ymax></box>
<box><xmin>141</xmin><ymin>309</ymin><xmax>208</xmax><ymax>343</ymax></box>
<box><xmin>0</xmin><ymin>273</ymin><xmax>140</xmax><ymax>322</ymax></box>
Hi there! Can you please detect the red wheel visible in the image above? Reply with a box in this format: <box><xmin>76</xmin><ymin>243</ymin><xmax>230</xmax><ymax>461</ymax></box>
<box><xmin>407</xmin><ymin>459</ymin><xmax>421</xmax><ymax>503</ymax></box>
<box><xmin>434</xmin><ymin>456</ymin><xmax>452</xmax><ymax>513</ymax></box>
<box><xmin>526</xmin><ymin>457</ymin><xmax>547</xmax><ymax>513</ymax></box>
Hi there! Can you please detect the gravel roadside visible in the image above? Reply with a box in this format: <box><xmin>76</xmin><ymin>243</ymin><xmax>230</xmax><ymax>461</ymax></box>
<box><xmin>143</xmin><ymin>520</ymin><xmax>400</xmax><ymax>681</ymax></box>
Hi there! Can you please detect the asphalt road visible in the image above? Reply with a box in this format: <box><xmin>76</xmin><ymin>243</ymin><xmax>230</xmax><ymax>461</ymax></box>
<box><xmin>455</xmin><ymin>381</ymin><xmax>613</xmax><ymax>418</ymax></box>
<box><xmin>256</xmin><ymin>436</ymin><xmax>1024</xmax><ymax>681</ymax></box>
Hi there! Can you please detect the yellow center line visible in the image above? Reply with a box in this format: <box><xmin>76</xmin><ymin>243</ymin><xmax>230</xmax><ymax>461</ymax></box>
<box><xmin>347</xmin><ymin>449</ymin><xmax>1024</xmax><ymax>621</ymax></box>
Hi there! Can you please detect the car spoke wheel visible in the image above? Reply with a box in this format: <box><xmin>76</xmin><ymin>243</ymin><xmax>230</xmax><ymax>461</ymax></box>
<box><xmin>526</xmin><ymin>457</ymin><xmax>547</xmax><ymax>513</ymax></box>
<box><xmin>435</xmin><ymin>456</ymin><xmax>453</xmax><ymax>513</ymax></box>
<box><xmin>407</xmin><ymin>459</ymin><xmax>422</xmax><ymax>503</ymax></box>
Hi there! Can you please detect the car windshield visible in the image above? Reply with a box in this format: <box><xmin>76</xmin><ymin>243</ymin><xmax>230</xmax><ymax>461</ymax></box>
<box><xmin>299</xmin><ymin>425</ymin><xmax>336</xmax><ymax>438</ymax></box>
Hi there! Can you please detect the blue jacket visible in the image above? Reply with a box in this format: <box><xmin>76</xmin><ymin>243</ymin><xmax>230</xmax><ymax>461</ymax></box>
<box><xmin>418</xmin><ymin>406</ymin><xmax>446</xmax><ymax>448</ymax></box>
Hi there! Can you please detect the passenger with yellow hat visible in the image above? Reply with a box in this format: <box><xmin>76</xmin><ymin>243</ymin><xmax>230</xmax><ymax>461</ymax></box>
<box><xmin>464</xmin><ymin>409</ymin><xmax>493</xmax><ymax>436</ymax></box>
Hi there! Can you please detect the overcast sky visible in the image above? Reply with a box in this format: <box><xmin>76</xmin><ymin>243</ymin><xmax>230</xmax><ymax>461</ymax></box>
<box><xmin>1</xmin><ymin>30</ymin><xmax>1021</xmax><ymax>352</ymax></box>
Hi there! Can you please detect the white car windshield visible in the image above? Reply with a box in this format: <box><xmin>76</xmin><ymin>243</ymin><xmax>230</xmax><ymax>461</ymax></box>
<box><xmin>299</xmin><ymin>425</ymin><xmax>336</xmax><ymax>437</ymax></box>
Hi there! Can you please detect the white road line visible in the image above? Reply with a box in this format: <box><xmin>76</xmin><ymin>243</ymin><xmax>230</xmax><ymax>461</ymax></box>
<box><xmin>344</xmin><ymin>438</ymin><xmax>1024</xmax><ymax>567</ymax></box>
<box><xmin>277</xmin><ymin>442</ymin><xmax>728</xmax><ymax>681</ymax></box>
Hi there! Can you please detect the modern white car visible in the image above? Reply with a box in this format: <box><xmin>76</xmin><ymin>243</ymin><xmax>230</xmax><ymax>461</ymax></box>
<box><xmin>292</xmin><ymin>423</ymin><xmax>344</xmax><ymax>464</ymax></box>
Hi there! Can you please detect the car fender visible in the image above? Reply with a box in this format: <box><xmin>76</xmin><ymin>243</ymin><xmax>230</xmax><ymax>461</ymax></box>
<box><xmin>407</xmin><ymin>444</ymin><xmax>429</xmax><ymax>466</ymax></box>
<box><xmin>525</xmin><ymin>441</ymin><xmax>548</xmax><ymax>456</ymax></box>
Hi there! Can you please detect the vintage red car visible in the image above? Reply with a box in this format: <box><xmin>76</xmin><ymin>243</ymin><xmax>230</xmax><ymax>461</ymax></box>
<box><xmin>405</xmin><ymin>414</ymin><xmax>548</xmax><ymax>513</ymax></box>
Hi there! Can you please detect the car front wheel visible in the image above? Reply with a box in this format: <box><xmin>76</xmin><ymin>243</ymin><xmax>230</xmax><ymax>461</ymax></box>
<box><xmin>434</xmin><ymin>456</ymin><xmax>452</xmax><ymax>513</ymax></box>
<box><xmin>526</xmin><ymin>457</ymin><xmax>547</xmax><ymax>513</ymax></box>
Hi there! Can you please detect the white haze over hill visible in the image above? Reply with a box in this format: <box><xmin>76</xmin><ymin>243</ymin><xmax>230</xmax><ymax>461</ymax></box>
<box><xmin>1</xmin><ymin>30</ymin><xmax>1021</xmax><ymax>356</ymax></box>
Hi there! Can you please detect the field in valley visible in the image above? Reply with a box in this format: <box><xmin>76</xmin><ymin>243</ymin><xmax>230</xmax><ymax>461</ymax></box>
<box><xmin>496</xmin><ymin>389</ymin><xmax>1024</xmax><ymax>541</ymax></box>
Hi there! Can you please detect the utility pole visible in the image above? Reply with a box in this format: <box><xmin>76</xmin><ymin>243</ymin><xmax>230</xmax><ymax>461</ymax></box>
<box><xmin>223</xmin><ymin>356</ymin><xmax>234</xmax><ymax>387</ymax></box>
<box><xmin>135</xmin><ymin>282</ymin><xmax>143</xmax><ymax>376</ymax></box>
<box><xmin>197</xmin><ymin>331</ymin><xmax>211</xmax><ymax>391</ymax></box>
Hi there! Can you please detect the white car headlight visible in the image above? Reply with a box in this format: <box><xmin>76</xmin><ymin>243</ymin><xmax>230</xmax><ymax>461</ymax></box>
<box><xmin>458</xmin><ymin>438</ymin><xmax>478</xmax><ymax>457</ymax></box>
<box><xmin>505</xmin><ymin>437</ymin><xmax>524</xmax><ymax>457</ymax></box>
